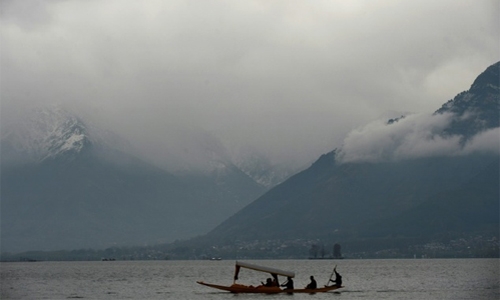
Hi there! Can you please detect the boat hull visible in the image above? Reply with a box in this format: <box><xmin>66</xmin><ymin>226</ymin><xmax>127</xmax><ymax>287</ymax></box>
<box><xmin>197</xmin><ymin>281</ymin><xmax>342</xmax><ymax>294</ymax></box>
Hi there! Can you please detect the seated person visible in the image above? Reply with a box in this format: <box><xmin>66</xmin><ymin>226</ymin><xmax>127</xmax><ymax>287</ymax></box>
<box><xmin>306</xmin><ymin>275</ymin><xmax>317</xmax><ymax>289</ymax></box>
<box><xmin>261</xmin><ymin>278</ymin><xmax>274</xmax><ymax>287</ymax></box>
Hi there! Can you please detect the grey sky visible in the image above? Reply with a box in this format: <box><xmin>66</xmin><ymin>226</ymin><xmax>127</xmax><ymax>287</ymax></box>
<box><xmin>1</xmin><ymin>0</ymin><xmax>499</xmax><ymax>167</ymax></box>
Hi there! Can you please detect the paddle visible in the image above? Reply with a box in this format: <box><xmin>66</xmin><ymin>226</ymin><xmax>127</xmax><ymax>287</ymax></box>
<box><xmin>325</xmin><ymin>265</ymin><xmax>336</xmax><ymax>287</ymax></box>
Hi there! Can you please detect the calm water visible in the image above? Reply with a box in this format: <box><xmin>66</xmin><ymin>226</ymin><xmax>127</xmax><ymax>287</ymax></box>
<box><xmin>1</xmin><ymin>259</ymin><xmax>498</xmax><ymax>299</ymax></box>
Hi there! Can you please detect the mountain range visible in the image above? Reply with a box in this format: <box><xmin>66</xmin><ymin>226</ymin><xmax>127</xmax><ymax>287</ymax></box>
<box><xmin>1</xmin><ymin>106</ymin><xmax>297</xmax><ymax>252</ymax></box>
<box><xmin>1</xmin><ymin>62</ymin><xmax>498</xmax><ymax>257</ymax></box>
<box><xmin>197</xmin><ymin>62</ymin><xmax>499</xmax><ymax>255</ymax></box>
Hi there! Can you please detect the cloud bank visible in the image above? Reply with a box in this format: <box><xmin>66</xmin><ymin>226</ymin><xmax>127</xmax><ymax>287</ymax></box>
<box><xmin>1</xmin><ymin>0</ymin><xmax>499</xmax><ymax>167</ymax></box>
<box><xmin>337</xmin><ymin>112</ymin><xmax>500</xmax><ymax>163</ymax></box>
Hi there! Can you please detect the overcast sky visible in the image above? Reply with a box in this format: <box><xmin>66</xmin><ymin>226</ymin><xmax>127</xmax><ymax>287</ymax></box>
<box><xmin>1</xmin><ymin>0</ymin><xmax>499</xmax><ymax>168</ymax></box>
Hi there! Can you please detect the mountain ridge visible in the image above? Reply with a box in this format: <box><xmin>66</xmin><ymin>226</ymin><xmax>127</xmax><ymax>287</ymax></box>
<box><xmin>1</xmin><ymin>62</ymin><xmax>498</xmax><ymax>256</ymax></box>
<box><xmin>200</xmin><ymin>61</ymin><xmax>499</xmax><ymax>253</ymax></box>
<box><xmin>0</xmin><ymin>105</ymin><xmax>269</xmax><ymax>252</ymax></box>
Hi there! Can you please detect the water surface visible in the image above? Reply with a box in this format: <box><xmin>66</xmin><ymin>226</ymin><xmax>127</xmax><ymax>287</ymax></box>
<box><xmin>1</xmin><ymin>259</ymin><xmax>498</xmax><ymax>299</ymax></box>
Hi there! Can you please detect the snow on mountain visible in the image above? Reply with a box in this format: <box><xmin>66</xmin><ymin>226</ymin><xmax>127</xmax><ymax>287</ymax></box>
<box><xmin>1</xmin><ymin>105</ymin><xmax>91</xmax><ymax>163</ymax></box>
<box><xmin>1</xmin><ymin>104</ymin><xmax>269</xmax><ymax>252</ymax></box>
<box><xmin>230</xmin><ymin>149</ymin><xmax>298</xmax><ymax>188</ymax></box>
<box><xmin>1</xmin><ymin>104</ymin><xmax>142</xmax><ymax>167</ymax></box>
<box><xmin>1</xmin><ymin>103</ymin><xmax>296</xmax><ymax>189</ymax></box>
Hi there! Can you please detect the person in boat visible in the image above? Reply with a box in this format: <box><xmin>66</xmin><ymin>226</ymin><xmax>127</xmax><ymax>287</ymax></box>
<box><xmin>270</xmin><ymin>273</ymin><xmax>279</xmax><ymax>287</ymax></box>
<box><xmin>306</xmin><ymin>275</ymin><xmax>317</xmax><ymax>289</ymax></box>
<box><xmin>261</xmin><ymin>278</ymin><xmax>274</xmax><ymax>287</ymax></box>
<box><xmin>260</xmin><ymin>273</ymin><xmax>280</xmax><ymax>287</ymax></box>
<box><xmin>329</xmin><ymin>266</ymin><xmax>342</xmax><ymax>287</ymax></box>
<box><xmin>281</xmin><ymin>276</ymin><xmax>294</xmax><ymax>290</ymax></box>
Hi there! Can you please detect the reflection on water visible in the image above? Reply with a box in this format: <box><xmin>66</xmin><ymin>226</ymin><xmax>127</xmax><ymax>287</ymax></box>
<box><xmin>1</xmin><ymin>259</ymin><xmax>498</xmax><ymax>299</ymax></box>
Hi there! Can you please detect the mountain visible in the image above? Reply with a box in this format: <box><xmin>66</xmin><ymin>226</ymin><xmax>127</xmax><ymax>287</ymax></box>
<box><xmin>230</xmin><ymin>148</ymin><xmax>297</xmax><ymax>188</ymax></box>
<box><xmin>436</xmin><ymin>61</ymin><xmax>499</xmax><ymax>139</ymax></box>
<box><xmin>0</xmin><ymin>106</ymin><xmax>266</xmax><ymax>252</ymax></box>
<box><xmin>202</xmin><ymin>62</ymin><xmax>500</xmax><ymax>254</ymax></box>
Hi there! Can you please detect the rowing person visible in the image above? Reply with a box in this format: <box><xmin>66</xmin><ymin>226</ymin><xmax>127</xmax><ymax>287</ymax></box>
<box><xmin>329</xmin><ymin>266</ymin><xmax>342</xmax><ymax>287</ymax></box>
<box><xmin>281</xmin><ymin>276</ymin><xmax>294</xmax><ymax>290</ymax></box>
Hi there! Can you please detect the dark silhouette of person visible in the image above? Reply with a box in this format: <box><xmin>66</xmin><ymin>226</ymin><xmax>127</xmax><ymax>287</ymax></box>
<box><xmin>271</xmin><ymin>273</ymin><xmax>279</xmax><ymax>287</ymax></box>
<box><xmin>306</xmin><ymin>275</ymin><xmax>317</xmax><ymax>289</ymax></box>
<box><xmin>329</xmin><ymin>266</ymin><xmax>342</xmax><ymax>287</ymax></box>
<box><xmin>261</xmin><ymin>274</ymin><xmax>280</xmax><ymax>287</ymax></box>
<box><xmin>281</xmin><ymin>276</ymin><xmax>294</xmax><ymax>290</ymax></box>
<box><xmin>261</xmin><ymin>278</ymin><xmax>274</xmax><ymax>287</ymax></box>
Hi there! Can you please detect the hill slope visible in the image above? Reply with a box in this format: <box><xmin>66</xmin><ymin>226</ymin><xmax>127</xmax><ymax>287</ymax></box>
<box><xmin>0</xmin><ymin>106</ymin><xmax>266</xmax><ymax>252</ymax></box>
<box><xmin>203</xmin><ymin>62</ymin><xmax>499</xmax><ymax>252</ymax></box>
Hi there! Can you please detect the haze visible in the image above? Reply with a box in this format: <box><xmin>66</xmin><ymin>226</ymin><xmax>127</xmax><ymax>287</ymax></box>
<box><xmin>1</xmin><ymin>0</ymin><xmax>498</xmax><ymax>169</ymax></box>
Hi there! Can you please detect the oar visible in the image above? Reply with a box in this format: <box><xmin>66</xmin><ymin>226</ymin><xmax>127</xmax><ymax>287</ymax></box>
<box><xmin>325</xmin><ymin>265</ymin><xmax>336</xmax><ymax>286</ymax></box>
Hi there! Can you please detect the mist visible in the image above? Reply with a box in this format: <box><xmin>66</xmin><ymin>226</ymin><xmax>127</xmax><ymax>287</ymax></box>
<box><xmin>337</xmin><ymin>112</ymin><xmax>500</xmax><ymax>164</ymax></box>
<box><xmin>1</xmin><ymin>0</ymin><xmax>499</xmax><ymax>168</ymax></box>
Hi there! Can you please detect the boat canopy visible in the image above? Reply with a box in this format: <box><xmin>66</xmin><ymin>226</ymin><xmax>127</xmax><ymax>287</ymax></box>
<box><xmin>234</xmin><ymin>261</ymin><xmax>295</xmax><ymax>281</ymax></box>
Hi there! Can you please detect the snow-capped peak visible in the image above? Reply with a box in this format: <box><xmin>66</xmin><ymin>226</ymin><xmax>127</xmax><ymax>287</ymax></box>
<box><xmin>1</xmin><ymin>104</ymin><xmax>90</xmax><ymax>163</ymax></box>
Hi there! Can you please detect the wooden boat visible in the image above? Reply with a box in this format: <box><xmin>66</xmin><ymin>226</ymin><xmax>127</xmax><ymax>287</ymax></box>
<box><xmin>197</xmin><ymin>260</ymin><xmax>343</xmax><ymax>294</ymax></box>
<box><xmin>197</xmin><ymin>282</ymin><xmax>283</xmax><ymax>294</ymax></box>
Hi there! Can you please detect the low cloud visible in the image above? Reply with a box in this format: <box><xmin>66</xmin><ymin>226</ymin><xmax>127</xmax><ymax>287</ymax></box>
<box><xmin>1</xmin><ymin>1</ymin><xmax>499</xmax><ymax>168</ymax></box>
<box><xmin>462</xmin><ymin>127</ymin><xmax>500</xmax><ymax>155</ymax></box>
<box><xmin>337</xmin><ymin>112</ymin><xmax>499</xmax><ymax>163</ymax></box>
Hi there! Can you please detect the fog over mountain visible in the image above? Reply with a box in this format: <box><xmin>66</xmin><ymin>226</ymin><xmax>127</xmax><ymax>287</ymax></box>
<box><xmin>197</xmin><ymin>62</ymin><xmax>499</xmax><ymax>258</ymax></box>
<box><xmin>338</xmin><ymin>112</ymin><xmax>499</xmax><ymax>164</ymax></box>
<box><xmin>1</xmin><ymin>105</ymin><xmax>273</xmax><ymax>252</ymax></box>
<box><xmin>2</xmin><ymin>1</ymin><xmax>499</xmax><ymax>171</ymax></box>
<box><xmin>1</xmin><ymin>1</ymin><xmax>499</xmax><ymax>254</ymax></box>
<box><xmin>338</xmin><ymin>62</ymin><xmax>500</xmax><ymax>163</ymax></box>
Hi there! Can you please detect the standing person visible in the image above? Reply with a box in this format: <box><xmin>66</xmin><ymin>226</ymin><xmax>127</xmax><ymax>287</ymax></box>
<box><xmin>306</xmin><ymin>275</ymin><xmax>317</xmax><ymax>289</ymax></box>
<box><xmin>281</xmin><ymin>276</ymin><xmax>294</xmax><ymax>290</ymax></box>
<box><xmin>329</xmin><ymin>266</ymin><xmax>342</xmax><ymax>287</ymax></box>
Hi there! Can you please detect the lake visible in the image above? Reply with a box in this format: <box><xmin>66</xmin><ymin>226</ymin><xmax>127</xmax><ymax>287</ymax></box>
<box><xmin>1</xmin><ymin>259</ymin><xmax>498</xmax><ymax>299</ymax></box>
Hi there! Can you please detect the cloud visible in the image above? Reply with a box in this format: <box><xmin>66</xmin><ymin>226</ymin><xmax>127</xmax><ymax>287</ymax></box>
<box><xmin>337</xmin><ymin>112</ymin><xmax>499</xmax><ymax>163</ymax></box>
<box><xmin>462</xmin><ymin>127</ymin><xmax>500</xmax><ymax>155</ymax></box>
<box><xmin>1</xmin><ymin>0</ymin><xmax>499</xmax><ymax>168</ymax></box>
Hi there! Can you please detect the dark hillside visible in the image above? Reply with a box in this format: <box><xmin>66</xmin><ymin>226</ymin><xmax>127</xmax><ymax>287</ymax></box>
<box><xmin>203</xmin><ymin>62</ymin><xmax>499</xmax><ymax>251</ymax></box>
<box><xmin>1</xmin><ymin>114</ymin><xmax>266</xmax><ymax>252</ymax></box>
